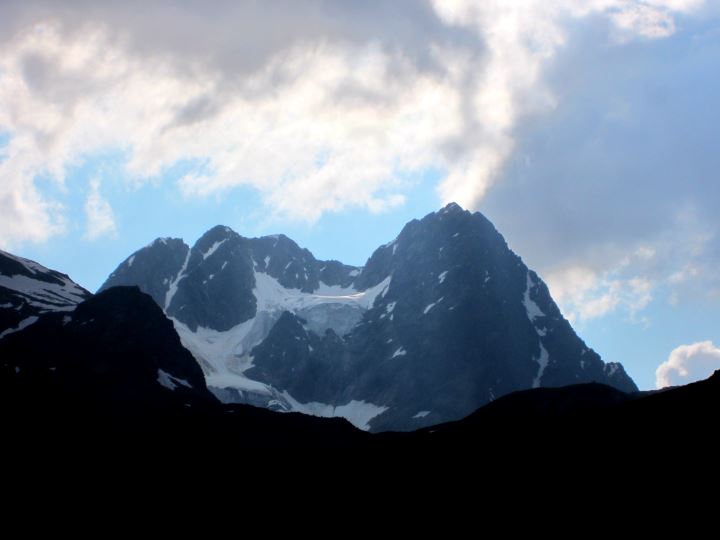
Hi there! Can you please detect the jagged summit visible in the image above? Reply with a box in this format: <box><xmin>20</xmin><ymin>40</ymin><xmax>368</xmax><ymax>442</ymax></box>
<box><xmin>440</xmin><ymin>200</ymin><xmax>467</xmax><ymax>213</ymax></box>
<box><xmin>100</xmin><ymin>226</ymin><xmax>362</xmax><ymax>331</ymax></box>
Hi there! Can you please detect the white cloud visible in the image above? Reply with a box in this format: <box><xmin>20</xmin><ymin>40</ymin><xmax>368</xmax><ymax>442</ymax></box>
<box><xmin>656</xmin><ymin>341</ymin><xmax>720</xmax><ymax>388</ymax></box>
<box><xmin>83</xmin><ymin>179</ymin><xmax>116</xmax><ymax>241</ymax></box>
<box><xmin>546</xmin><ymin>265</ymin><xmax>653</xmax><ymax>324</ymax></box>
<box><xmin>610</xmin><ymin>4</ymin><xmax>676</xmax><ymax>39</ymax></box>
<box><xmin>0</xmin><ymin>134</ymin><xmax>66</xmax><ymax>248</ymax></box>
<box><xmin>0</xmin><ymin>0</ymin><xmax>708</xmax><ymax>247</ymax></box>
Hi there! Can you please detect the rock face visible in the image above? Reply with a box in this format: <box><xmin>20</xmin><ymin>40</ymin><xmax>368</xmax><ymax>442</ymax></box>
<box><xmin>0</xmin><ymin>286</ymin><xmax>211</xmax><ymax>406</ymax></box>
<box><xmin>101</xmin><ymin>237</ymin><xmax>190</xmax><ymax>310</ymax></box>
<box><xmin>100</xmin><ymin>203</ymin><xmax>637</xmax><ymax>431</ymax></box>
<box><xmin>0</xmin><ymin>250</ymin><xmax>90</xmax><ymax>341</ymax></box>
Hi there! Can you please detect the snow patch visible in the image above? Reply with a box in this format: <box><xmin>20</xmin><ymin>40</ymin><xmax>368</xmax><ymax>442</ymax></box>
<box><xmin>313</xmin><ymin>282</ymin><xmax>357</xmax><ymax>296</ymax></box>
<box><xmin>172</xmin><ymin>270</ymin><xmax>396</xmax><ymax>414</ymax></box>
<box><xmin>127</xmin><ymin>255</ymin><xmax>135</xmax><ymax>267</ymax></box>
<box><xmin>280</xmin><ymin>391</ymin><xmax>388</xmax><ymax>431</ymax></box>
<box><xmin>176</xmin><ymin>272</ymin><xmax>384</xmax><ymax>391</ymax></box>
<box><xmin>0</xmin><ymin>274</ymin><xmax>86</xmax><ymax>310</ymax></box>
<box><xmin>413</xmin><ymin>411</ymin><xmax>430</xmax><ymax>419</ymax></box>
<box><xmin>423</xmin><ymin>297</ymin><xmax>444</xmax><ymax>315</ymax></box>
<box><xmin>392</xmin><ymin>347</ymin><xmax>407</xmax><ymax>358</ymax></box>
<box><xmin>532</xmin><ymin>343</ymin><xmax>549</xmax><ymax>388</ymax></box>
<box><xmin>438</xmin><ymin>271</ymin><xmax>448</xmax><ymax>284</ymax></box>
<box><xmin>156</xmin><ymin>369</ymin><xmax>192</xmax><ymax>391</ymax></box>
<box><xmin>0</xmin><ymin>316</ymin><xmax>39</xmax><ymax>340</ymax></box>
<box><xmin>264</xmin><ymin>255</ymin><xmax>271</xmax><ymax>268</ymax></box>
<box><xmin>605</xmin><ymin>363</ymin><xmax>620</xmax><ymax>377</ymax></box>
<box><xmin>165</xmin><ymin>249</ymin><xmax>191</xmax><ymax>310</ymax></box>
<box><xmin>523</xmin><ymin>272</ymin><xmax>546</xmax><ymax>322</ymax></box>
<box><xmin>363</xmin><ymin>276</ymin><xmax>392</xmax><ymax>308</ymax></box>
<box><xmin>202</xmin><ymin>239</ymin><xmax>226</xmax><ymax>260</ymax></box>
<box><xmin>208</xmin><ymin>372</ymin><xmax>274</xmax><ymax>396</ymax></box>
<box><xmin>255</xmin><ymin>272</ymin><xmax>376</xmax><ymax>311</ymax></box>
<box><xmin>174</xmin><ymin>313</ymin><xmax>276</xmax><ymax>382</ymax></box>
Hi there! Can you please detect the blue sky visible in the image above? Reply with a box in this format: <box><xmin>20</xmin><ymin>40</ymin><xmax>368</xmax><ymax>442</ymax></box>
<box><xmin>1</xmin><ymin>0</ymin><xmax>719</xmax><ymax>390</ymax></box>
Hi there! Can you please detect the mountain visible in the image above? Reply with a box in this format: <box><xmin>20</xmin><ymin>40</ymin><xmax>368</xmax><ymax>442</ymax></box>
<box><xmin>100</xmin><ymin>203</ymin><xmax>637</xmax><ymax>431</ymax></box>
<box><xmin>0</xmin><ymin>286</ymin><xmax>369</xmax><ymax>449</ymax></box>
<box><xmin>1</xmin><ymin>247</ymin><xmax>713</xmax><ymax>460</ymax></box>
<box><xmin>0</xmin><ymin>249</ymin><xmax>90</xmax><ymax>341</ymax></box>
<box><xmin>1</xmin><ymin>277</ymin><xmax>715</xmax><ymax>455</ymax></box>
<box><xmin>102</xmin><ymin>229</ymin><xmax>360</xmax><ymax>332</ymax></box>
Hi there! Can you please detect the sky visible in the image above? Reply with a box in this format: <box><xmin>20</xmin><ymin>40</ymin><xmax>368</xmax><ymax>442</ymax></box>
<box><xmin>1</xmin><ymin>0</ymin><xmax>719</xmax><ymax>390</ymax></box>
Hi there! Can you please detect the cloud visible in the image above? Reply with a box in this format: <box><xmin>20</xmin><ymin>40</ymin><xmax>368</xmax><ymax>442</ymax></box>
<box><xmin>429</xmin><ymin>0</ymin><xmax>706</xmax><ymax>207</ymax></box>
<box><xmin>538</xmin><ymin>208</ymin><xmax>717</xmax><ymax>322</ymax></box>
<box><xmin>656</xmin><ymin>341</ymin><xmax>720</xmax><ymax>388</ymax></box>
<box><xmin>545</xmin><ymin>265</ymin><xmax>653</xmax><ymax>324</ymax></box>
<box><xmin>0</xmin><ymin>134</ymin><xmax>66</xmax><ymax>248</ymax></box>
<box><xmin>83</xmin><ymin>179</ymin><xmax>116</xmax><ymax>241</ymax></box>
<box><xmin>0</xmin><ymin>0</ymin><xmax>708</xmax><ymax>249</ymax></box>
<box><xmin>610</xmin><ymin>3</ymin><xmax>677</xmax><ymax>39</ymax></box>
<box><xmin>479</xmin><ymin>5</ymin><xmax>720</xmax><ymax>319</ymax></box>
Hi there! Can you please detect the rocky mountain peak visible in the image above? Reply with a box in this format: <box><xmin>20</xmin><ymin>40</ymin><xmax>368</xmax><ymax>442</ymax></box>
<box><xmin>99</xmin><ymin>205</ymin><xmax>637</xmax><ymax>431</ymax></box>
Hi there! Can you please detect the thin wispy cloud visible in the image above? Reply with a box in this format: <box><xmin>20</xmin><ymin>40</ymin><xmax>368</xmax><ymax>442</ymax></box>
<box><xmin>83</xmin><ymin>179</ymin><xmax>116</xmax><ymax>241</ymax></box>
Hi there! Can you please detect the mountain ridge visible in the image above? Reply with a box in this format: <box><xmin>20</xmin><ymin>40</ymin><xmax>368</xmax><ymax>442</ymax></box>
<box><xmin>2</xmin><ymin>252</ymin><xmax>715</xmax><ymax>456</ymax></box>
<box><xmin>100</xmin><ymin>202</ymin><xmax>637</xmax><ymax>431</ymax></box>
<box><xmin>0</xmin><ymin>249</ymin><xmax>91</xmax><ymax>340</ymax></box>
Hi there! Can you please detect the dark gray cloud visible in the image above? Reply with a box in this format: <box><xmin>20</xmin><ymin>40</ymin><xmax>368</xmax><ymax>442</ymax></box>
<box><xmin>0</xmin><ymin>0</ymin><xmax>484</xmax><ymax>128</ymax></box>
<box><xmin>482</xmin><ymin>14</ymin><xmax>720</xmax><ymax>303</ymax></box>
<box><xmin>2</xmin><ymin>0</ymin><xmax>481</xmax><ymax>76</ymax></box>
